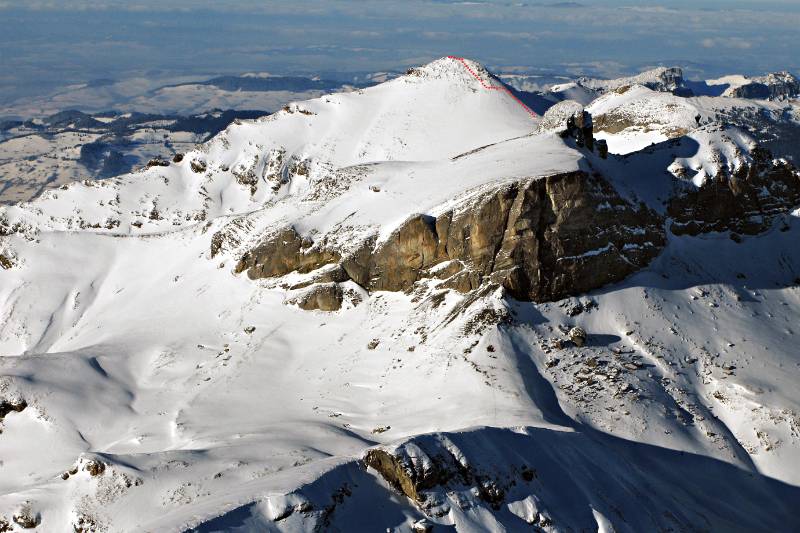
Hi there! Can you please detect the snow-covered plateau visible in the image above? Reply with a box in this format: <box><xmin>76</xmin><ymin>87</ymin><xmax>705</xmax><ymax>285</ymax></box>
<box><xmin>1</xmin><ymin>57</ymin><xmax>799</xmax><ymax>532</ymax></box>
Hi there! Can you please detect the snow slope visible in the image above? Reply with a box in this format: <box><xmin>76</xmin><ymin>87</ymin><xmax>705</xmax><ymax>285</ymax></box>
<box><xmin>0</xmin><ymin>57</ymin><xmax>799</xmax><ymax>532</ymax></box>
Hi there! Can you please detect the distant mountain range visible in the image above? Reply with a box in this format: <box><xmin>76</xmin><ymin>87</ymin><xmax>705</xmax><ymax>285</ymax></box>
<box><xmin>0</xmin><ymin>109</ymin><xmax>267</xmax><ymax>204</ymax></box>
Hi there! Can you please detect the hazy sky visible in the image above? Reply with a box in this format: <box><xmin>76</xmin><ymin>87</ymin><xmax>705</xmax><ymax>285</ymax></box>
<box><xmin>1</xmin><ymin>0</ymin><xmax>798</xmax><ymax>104</ymax></box>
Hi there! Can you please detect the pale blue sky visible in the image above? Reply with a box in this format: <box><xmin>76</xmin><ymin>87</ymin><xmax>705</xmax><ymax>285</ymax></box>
<box><xmin>0</xmin><ymin>0</ymin><xmax>797</xmax><ymax>105</ymax></box>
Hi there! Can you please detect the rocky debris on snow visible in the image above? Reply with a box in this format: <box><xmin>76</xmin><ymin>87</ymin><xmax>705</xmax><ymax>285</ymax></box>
<box><xmin>231</xmin><ymin>165</ymin><xmax>259</xmax><ymax>195</ymax></box>
<box><xmin>281</xmin><ymin>104</ymin><xmax>316</xmax><ymax>116</ymax></box>
<box><xmin>0</xmin><ymin>216</ymin><xmax>33</xmax><ymax>240</ymax></box>
<box><xmin>145</xmin><ymin>158</ymin><xmax>170</xmax><ymax>169</ymax></box>
<box><xmin>83</xmin><ymin>459</ymin><xmax>106</xmax><ymax>477</ymax></box>
<box><xmin>0</xmin><ymin>398</ymin><xmax>27</xmax><ymax>427</ymax></box>
<box><xmin>230</xmin><ymin>148</ymin><xmax>290</xmax><ymax>195</ymax></box>
<box><xmin>548</xmin><ymin>324</ymin><xmax>589</xmax><ymax>352</ymax></box>
<box><xmin>239</xmin><ymin>171</ymin><xmax>665</xmax><ymax>303</ymax></box>
<box><xmin>11</xmin><ymin>505</ymin><xmax>39</xmax><ymax>529</ymax></box>
<box><xmin>73</xmin><ymin>513</ymin><xmax>100</xmax><ymax>533</ymax></box>
<box><xmin>568</xmin><ymin>327</ymin><xmax>588</xmax><ymax>347</ymax></box>
<box><xmin>457</xmin><ymin>300</ymin><xmax>511</xmax><ymax>338</ymax></box>
<box><xmin>0</xmin><ymin>253</ymin><xmax>13</xmax><ymax>270</ymax></box>
<box><xmin>412</xmin><ymin>518</ymin><xmax>434</xmax><ymax>533</ymax></box>
<box><xmin>172</xmin><ymin>153</ymin><xmax>184</xmax><ymax>163</ymax></box>
<box><xmin>148</xmin><ymin>204</ymin><xmax>162</xmax><ymax>221</ymax></box>
<box><xmin>189</xmin><ymin>159</ymin><xmax>207</xmax><ymax>173</ymax></box>
<box><xmin>61</xmin><ymin>465</ymin><xmax>79</xmax><ymax>480</ymax></box>
<box><xmin>562</xmin><ymin>299</ymin><xmax>597</xmax><ymax>317</ymax></box>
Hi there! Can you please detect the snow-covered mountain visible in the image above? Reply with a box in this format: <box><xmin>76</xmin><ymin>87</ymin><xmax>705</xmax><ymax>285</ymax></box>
<box><xmin>1</xmin><ymin>57</ymin><xmax>799</xmax><ymax>532</ymax></box>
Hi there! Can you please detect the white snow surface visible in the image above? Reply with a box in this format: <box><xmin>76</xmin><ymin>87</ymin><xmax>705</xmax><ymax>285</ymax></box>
<box><xmin>1</xmin><ymin>58</ymin><xmax>799</xmax><ymax>532</ymax></box>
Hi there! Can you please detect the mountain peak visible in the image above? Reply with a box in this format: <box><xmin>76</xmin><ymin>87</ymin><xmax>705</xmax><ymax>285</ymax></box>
<box><xmin>405</xmin><ymin>56</ymin><xmax>495</xmax><ymax>86</ymax></box>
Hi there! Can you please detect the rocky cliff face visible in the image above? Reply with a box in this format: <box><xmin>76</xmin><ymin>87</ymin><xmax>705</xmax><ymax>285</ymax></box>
<box><xmin>657</xmin><ymin>67</ymin><xmax>685</xmax><ymax>92</ymax></box>
<box><xmin>236</xmin><ymin>170</ymin><xmax>665</xmax><ymax>303</ymax></box>
<box><xmin>669</xmin><ymin>148</ymin><xmax>800</xmax><ymax>236</ymax></box>
<box><xmin>235</xmin><ymin>227</ymin><xmax>341</xmax><ymax>279</ymax></box>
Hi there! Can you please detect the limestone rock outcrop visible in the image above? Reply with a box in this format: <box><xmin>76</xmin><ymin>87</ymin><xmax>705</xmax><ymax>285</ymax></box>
<box><xmin>235</xmin><ymin>227</ymin><xmax>340</xmax><ymax>278</ymax></box>
<box><xmin>237</xmin><ymin>171</ymin><xmax>665</xmax><ymax>302</ymax></box>
<box><xmin>293</xmin><ymin>283</ymin><xmax>344</xmax><ymax>312</ymax></box>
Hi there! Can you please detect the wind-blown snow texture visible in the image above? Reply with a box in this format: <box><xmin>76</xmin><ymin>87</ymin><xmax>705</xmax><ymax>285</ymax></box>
<box><xmin>1</xmin><ymin>57</ymin><xmax>799</xmax><ymax>532</ymax></box>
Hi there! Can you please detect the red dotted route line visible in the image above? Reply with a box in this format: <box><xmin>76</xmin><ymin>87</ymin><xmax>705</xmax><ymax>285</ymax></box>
<box><xmin>447</xmin><ymin>55</ymin><xmax>538</xmax><ymax>118</ymax></box>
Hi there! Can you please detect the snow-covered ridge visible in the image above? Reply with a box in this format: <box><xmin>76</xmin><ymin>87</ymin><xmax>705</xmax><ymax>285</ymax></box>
<box><xmin>1</xmin><ymin>57</ymin><xmax>545</xmax><ymax>240</ymax></box>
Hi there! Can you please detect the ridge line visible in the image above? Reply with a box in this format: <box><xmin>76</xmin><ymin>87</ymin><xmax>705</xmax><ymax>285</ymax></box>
<box><xmin>447</xmin><ymin>56</ymin><xmax>538</xmax><ymax>119</ymax></box>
